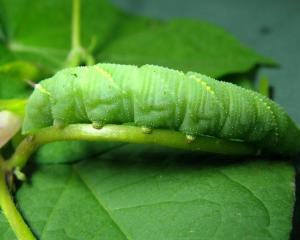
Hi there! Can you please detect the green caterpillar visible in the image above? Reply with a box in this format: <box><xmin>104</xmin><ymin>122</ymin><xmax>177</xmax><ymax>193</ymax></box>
<box><xmin>23</xmin><ymin>63</ymin><xmax>300</xmax><ymax>155</ymax></box>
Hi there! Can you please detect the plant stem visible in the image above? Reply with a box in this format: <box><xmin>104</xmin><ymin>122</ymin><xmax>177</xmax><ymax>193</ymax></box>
<box><xmin>258</xmin><ymin>76</ymin><xmax>270</xmax><ymax>97</ymax></box>
<box><xmin>66</xmin><ymin>0</ymin><xmax>95</xmax><ymax>67</ymax></box>
<box><xmin>72</xmin><ymin>0</ymin><xmax>81</xmax><ymax>50</ymax></box>
<box><xmin>0</xmin><ymin>164</ymin><xmax>36</xmax><ymax>240</ymax></box>
<box><xmin>6</xmin><ymin>124</ymin><xmax>256</xmax><ymax>170</ymax></box>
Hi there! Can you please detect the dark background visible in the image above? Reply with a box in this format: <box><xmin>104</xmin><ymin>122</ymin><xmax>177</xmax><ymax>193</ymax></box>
<box><xmin>113</xmin><ymin>0</ymin><xmax>300</xmax><ymax>238</ymax></box>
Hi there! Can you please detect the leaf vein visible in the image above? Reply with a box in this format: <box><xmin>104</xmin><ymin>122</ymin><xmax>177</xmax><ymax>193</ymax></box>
<box><xmin>73</xmin><ymin>166</ymin><xmax>131</xmax><ymax>240</ymax></box>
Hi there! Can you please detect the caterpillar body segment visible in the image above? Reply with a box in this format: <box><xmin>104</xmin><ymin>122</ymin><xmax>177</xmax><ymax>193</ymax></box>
<box><xmin>23</xmin><ymin>63</ymin><xmax>300</xmax><ymax>155</ymax></box>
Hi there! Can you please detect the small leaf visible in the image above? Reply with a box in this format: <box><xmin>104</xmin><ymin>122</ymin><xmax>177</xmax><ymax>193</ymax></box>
<box><xmin>0</xmin><ymin>111</ymin><xmax>21</xmax><ymax>148</ymax></box>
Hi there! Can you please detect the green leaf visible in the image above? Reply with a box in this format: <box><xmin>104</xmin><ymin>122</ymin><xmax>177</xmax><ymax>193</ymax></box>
<box><xmin>0</xmin><ymin>44</ymin><xmax>13</xmax><ymax>65</ymax></box>
<box><xmin>34</xmin><ymin>141</ymin><xmax>124</xmax><ymax>164</ymax></box>
<box><xmin>0</xmin><ymin>0</ymin><xmax>130</xmax><ymax>98</ymax></box>
<box><xmin>0</xmin><ymin>73</ymin><xmax>31</xmax><ymax>98</ymax></box>
<box><xmin>98</xmin><ymin>19</ymin><xmax>275</xmax><ymax>78</ymax></box>
<box><xmin>1</xmin><ymin>1</ymin><xmax>274</xmax><ymax>79</ymax></box>
<box><xmin>0</xmin><ymin>99</ymin><xmax>26</xmax><ymax>116</ymax></box>
<box><xmin>0</xmin><ymin>0</ymin><xmax>120</xmax><ymax>70</ymax></box>
<box><xmin>95</xmin><ymin>12</ymin><xmax>162</xmax><ymax>53</ymax></box>
<box><xmin>0</xmin><ymin>214</ymin><xmax>15</xmax><ymax>240</ymax></box>
<box><xmin>0</xmin><ymin>43</ymin><xmax>45</xmax><ymax>99</ymax></box>
<box><xmin>1</xmin><ymin>145</ymin><xmax>294</xmax><ymax>240</ymax></box>
<box><xmin>0</xmin><ymin>60</ymin><xmax>46</xmax><ymax>81</ymax></box>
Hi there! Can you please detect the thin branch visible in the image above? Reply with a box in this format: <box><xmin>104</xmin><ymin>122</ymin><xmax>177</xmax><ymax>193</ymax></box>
<box><xmin>66</xmin><ymin>0</ymin><xmax>95</xmax><ymax>67</ymax></box>
<box><xmin>5</xmin><ymin>124</ymin><xmax>256</xmax><ymax>170</ymax></box>
<box><xmin>0</xmin><ymin>168</ymin><xmax>36</xmax><ymax>240</ymax></box>
<box><xmin>258</xmin><ymin>76</ymin><xmax>270</xmax><ymax>98</ymax></box>
<box><xmin>72</xmin><ymin>0</ymin><xmax>81</xmax><ymax>49</ymax></box>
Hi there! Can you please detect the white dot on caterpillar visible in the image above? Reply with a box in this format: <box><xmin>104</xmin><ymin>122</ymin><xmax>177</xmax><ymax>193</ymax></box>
<box><xmin>186</xmin><ymin>135</ymin><xmax>196</xmax><ymax>144</ymax></box>
<box><xmin>141</xmin><ymin>127</ymin><xmax>152</xmax><ymax>134</ymax></box>
<box><xmin>92</xmin><ymin>121</ymin><xmax>104</xmax><ymax>129</ymax></box>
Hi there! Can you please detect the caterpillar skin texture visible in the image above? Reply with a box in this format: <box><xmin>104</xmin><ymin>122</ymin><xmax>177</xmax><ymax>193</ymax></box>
<box><xmin>23</xmin><ymin>63</ymin><xmax>300</xmax><ymax>155</ymax></box>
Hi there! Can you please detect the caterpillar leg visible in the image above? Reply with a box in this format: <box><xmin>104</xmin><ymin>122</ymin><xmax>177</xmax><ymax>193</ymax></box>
<box><xmin>141</xmin><ymin>126</ymin><xmax>152</xmax><ymax>134</ymax></box>
<box><xmin>92</xmin><ymin>121</ymin><xmax>105</xmax><ymax>129</ymax></box>
<box><xmin>186</xmin><ymin>135</ymin><xmax>196</xmax><ymax>143</ymax></box>
<box><xmin>53</xmin><ymin>119</ymin><xmax>66</xmax><ymax>129</ymax></box>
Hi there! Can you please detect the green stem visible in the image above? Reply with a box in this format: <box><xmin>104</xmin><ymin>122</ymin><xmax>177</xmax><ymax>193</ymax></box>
<box><xmin>6</xmin><ymin>124</ymin><xmax>256</xmax><ymax>170</ymax></box>
<box><xmin>258</xmin><ymin>76</ymin><xmax>270</xmax><ymax>97</ymax></box>
<box><xmin>0</xmin><ymin>163</ymin><xmax>36</xmax><ymax>240</ymax></box>
<box><xmin>66</xmin><ymin>0</ymin><xmax>95</xmax><ymax>67</ymax></box>
<box><xmin>65</xmin><ymin>0</ymin><xmax>82</xmax><ymax>67</ymax></box>
<box><xmin>72</xmin><ymin>0</ymin><xmax>81</xmax><ymax>49</ymax></box>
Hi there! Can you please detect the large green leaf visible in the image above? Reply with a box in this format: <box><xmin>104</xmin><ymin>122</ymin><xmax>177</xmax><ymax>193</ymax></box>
<box><xmin>98</xmin><ymin>19</ymin><xmax>275</xmax><ymax>78</ymax></box>
<box><xmin>0</xmin><ymin>1</ymin><xmax>274</xmax><ymax>78</ymax></box>
<box><xmin>0</xmin><ymin>145</ymin><xmax>295</xmax><ymax>240</ymax></box>
<box><xmin>0</xmin><ymin>214</ymin><xmax>13</xmax><ymax>239</ymax></box>
<box><xmin>35</xmin><ymin>141</ymin><xmax>124</xmax><ymax>164</ymax></box>
<box><xmin>0</xmin><ymin>44</ymin><xmax>12</xmax><ymax>64</ymax></box>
